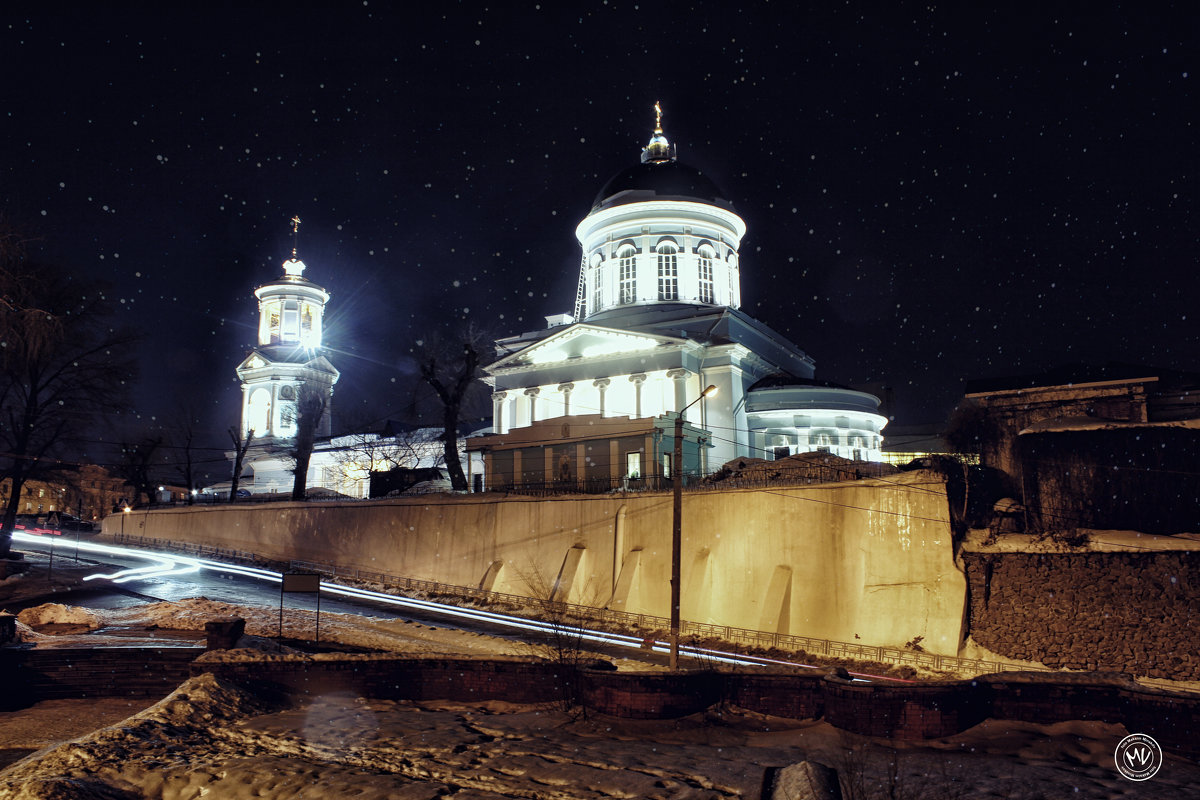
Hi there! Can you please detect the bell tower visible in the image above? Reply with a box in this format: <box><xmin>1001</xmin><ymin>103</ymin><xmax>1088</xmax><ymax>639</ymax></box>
<box><xmin>235</xmin><ymin>217</ymin><xmax>339</xmax><ymax>442</ymax></box>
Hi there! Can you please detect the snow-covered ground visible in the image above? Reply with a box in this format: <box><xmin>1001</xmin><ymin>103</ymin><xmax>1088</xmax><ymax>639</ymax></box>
<box><xmin>3</xmin><ymin>567</ymin><xmax>1200</xmax><ymax>797</ymax></box>
<box><xmin>2</xmin><ymin>669</ymin><xmax>1198</xmax><ymax>799</ymax></box>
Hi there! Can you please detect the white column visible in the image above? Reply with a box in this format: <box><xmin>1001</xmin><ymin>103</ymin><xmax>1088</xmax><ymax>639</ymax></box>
<box><xmin>593</xmin><ymin>378</ymin><xmax>610</xmax><ymax>417</ymax></box>
<box><xmin>558</xmin><ymin>382</ymin><xmax>575</xmax><ymax>417</ymax></box>
<box><xmin>667</xmin><ymin>368</ymin><xmax>690</xmax><ymax>414</ymax></box>
<box><xmin>525</xmin><ymin>387</ymin><xmax>540</xmax><ymax>424</ymax></box>
<box><xmin>629</xmin><ymin>374</ymin><xmax>647</xmax><ymax>418</ymax></box>
<box><xmin>492</xmin><ymin>391</ymin><xmax>508</xmax><ymax>434</ymax></box>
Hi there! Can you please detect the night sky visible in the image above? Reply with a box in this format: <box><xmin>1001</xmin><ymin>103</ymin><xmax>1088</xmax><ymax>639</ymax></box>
<box><xmin>4</xmin><ymin>4</ymin><xmax>1195</xmax><ymax>459</ymax></box>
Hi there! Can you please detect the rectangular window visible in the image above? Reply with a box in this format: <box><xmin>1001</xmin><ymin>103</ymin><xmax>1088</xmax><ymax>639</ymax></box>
<box><xmin>626</xmin><ymin>452</ymin><xmax>641</xmax><ymax>478</ymax></box>
<box><xmin>619</xmin><ymin>255</ymin><xmax>636</xmax><ymax>304</ymax></box>
<box><xmin>698</xmin><ymin>256</ymin><xmax>714</xmax><ymax>303</ymax></box>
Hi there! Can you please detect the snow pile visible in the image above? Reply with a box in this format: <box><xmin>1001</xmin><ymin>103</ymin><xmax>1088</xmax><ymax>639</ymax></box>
<box><xmin>17</xmin><ymin>603</ymin><xmax>102</xmax><ymax>630</ymax></box>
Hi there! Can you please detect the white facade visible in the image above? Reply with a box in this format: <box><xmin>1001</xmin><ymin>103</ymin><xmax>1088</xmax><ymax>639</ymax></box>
<box><xmin>483</xmin><ymin>111</ymin><xmax>887</xmax><ymax>473</ymax></box>
<box><xmin>236</xmin><ymin>252</ymin><xmax>339</xmax><ymax>441</ymax></box>
<box><xmin>746</xmin><ymin>382</ymin><xmax>888</xmax><ymax>462</ymax></box>
<box><xmin>576</xmin><ymin>201</ymin><xmax>744</xmax><ymax>317</ymax></box>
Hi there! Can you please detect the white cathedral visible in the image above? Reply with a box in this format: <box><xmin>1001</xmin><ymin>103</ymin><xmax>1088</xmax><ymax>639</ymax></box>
<box><xmin>468</xmin><ymin>108</ymin><xmax>887</xmax><ymax>491</ymax></box>
<box><xmin>227</xmin><ymin>110</ymin><xmax>886</xmax><ymax>497</ymax></box>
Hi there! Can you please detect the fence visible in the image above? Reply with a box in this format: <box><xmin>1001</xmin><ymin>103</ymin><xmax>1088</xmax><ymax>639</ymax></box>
<box><xmin>103</xmin><ymin>531</ymin><xmax>1042</xmax><ymax>676</ymax></box>
<box><xmin>486</xmin><ymin>461</ymin><xmax>901</xmax><ymax>499</ymax></box>
<box><xmin>154</xmin><ymin>459</ymin><xmax>903</xmax><ymax>508</ymax></box>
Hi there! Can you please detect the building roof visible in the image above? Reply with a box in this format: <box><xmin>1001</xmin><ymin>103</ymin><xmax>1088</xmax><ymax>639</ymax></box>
<box><xmin>962</xmin><ymin>362</ymin><xmax>1193</xmax><ymax>395</ymax></box>
<box><xmin>590</xmin><ymin>160</ymin><xmax>734</xmax><ymax>213</ymax></box>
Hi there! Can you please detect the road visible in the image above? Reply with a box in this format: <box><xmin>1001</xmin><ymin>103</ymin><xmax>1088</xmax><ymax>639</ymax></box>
<box><xmin>10</xmin><ymin>533</ymin><xmax>677</xmax><ymax>666</ymax></box>
<box><xmin>11</xmin><ymin>533</ymin><xmax>882</xmax><ymax>676</ymax></box>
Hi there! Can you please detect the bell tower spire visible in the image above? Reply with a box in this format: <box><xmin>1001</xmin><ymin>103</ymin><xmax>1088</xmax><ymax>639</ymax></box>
<box><xmin>235</xmin><ymin>217</ymin><xmax>339</xmax><ymax>442</ymax></box>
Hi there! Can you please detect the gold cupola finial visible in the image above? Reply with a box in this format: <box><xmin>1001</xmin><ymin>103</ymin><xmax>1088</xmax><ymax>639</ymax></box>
<box><xmin>641</xmin><ymin>101</ymin><xmax>676</xmax><ymax>164</ymax></box>
<box><xmin>290</xmin><ymin>215</ymin><xmax>302</xmax><ymax>258</ymax></box>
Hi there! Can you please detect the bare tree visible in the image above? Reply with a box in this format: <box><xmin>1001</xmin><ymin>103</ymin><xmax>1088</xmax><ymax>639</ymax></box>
<box><xmin>515</xmin><ymin>560</ymin><xmax>598</xmax><ymax>716</ymax></box>
<box><xmin>228</xmin><ymin>426</ymin><xmax>255</xmax><ymax>502</ymax></box>
<box><xmin>115</xmin><ymin>437</ymin><xmax>164</xmax><ymax>507</ymax></box>
<box><xmin>328</xmin><ymin>426</ymin><xmax>445</xmax><ymax>496</ymax></box>
<box><xmin>289</xmin><ymin>382</ymin><xmax>329</xmax><ymax>500</ymax></box>
<box><xmin>0</xmin><ymin>230</ymin><xmax>137</xmax><ymax>557</ymax></box>
<box><xmin>173</xmin><ymin>422</ymin><xmax>198</xmax><ymax>505</ymax></box>
<box><xmin>415</xmin><ymin>328</ymin><xmax>486</xmax><ymax>491</ymax></box>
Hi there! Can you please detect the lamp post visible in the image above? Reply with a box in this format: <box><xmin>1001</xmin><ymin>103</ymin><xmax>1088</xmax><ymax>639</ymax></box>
<box><xmin>670</xmin><ymin>383</ymin><xmax>717</xmax><ymax>670</ymax></box>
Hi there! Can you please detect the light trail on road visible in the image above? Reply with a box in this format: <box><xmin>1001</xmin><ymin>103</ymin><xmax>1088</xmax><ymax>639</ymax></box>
<box><xmin>13</xmin><ymin>532</ymin><xmax>892</xmax><ymax>679</ymax></box>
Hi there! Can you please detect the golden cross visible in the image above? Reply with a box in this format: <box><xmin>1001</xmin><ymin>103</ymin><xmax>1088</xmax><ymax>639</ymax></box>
<box><xmin>654</xmin><ymin>102</ymin><xmax>663</xmax><ymax>134</ymax></box>
<box><xmin>290</xmin><ymin>215</ymin><xmax>301</xmax><ymax>257</ymax></box>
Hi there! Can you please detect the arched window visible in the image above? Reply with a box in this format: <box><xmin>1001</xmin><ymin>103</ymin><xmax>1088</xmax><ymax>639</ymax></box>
<box><xmin>657</xmin><ymin>243</ymin><xmax>678</xmax><ymax>300</ymax></box>
<box><xmin>588</xmin><ymin>252</ymin><xmax>604</xmax><ymax>314</ymax></box>
<box><xmin>697</xmin><ymin>246</ymin><xmax>715</xmax><ymax>303</ymax></box>
<box><xmin>590</xmin><ymin>264</ymin><xmax>603</xmax><ymax>313</ymax></box>
<box><xmin>246</xmin><ymin>388</ymin><xmax>272</xmax><ymax>435</ymax></box>
<box><xmin>618</xmin><ymin>247</ymin><xmax>636</xmax><ymax>305</ymax></box>
<box><xmin>727</xmin><ymin>253</ymin><xmax>739</xmax><ymax>307</ymax></box>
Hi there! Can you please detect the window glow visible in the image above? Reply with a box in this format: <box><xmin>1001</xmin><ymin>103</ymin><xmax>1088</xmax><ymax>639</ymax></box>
<box><xmin>618</xmin><ymin>249</ymin><xmax>636</xmax><ymax>304</ymax></box>
<box><xmin>657</xmin><ymin>244</ymin><xmax>678</xmax><ymax>301</ymax></box>
<box><xmin>698</xmin><ymin>252</ymin><xmax>714</xmax><ymax>303</ymax></box>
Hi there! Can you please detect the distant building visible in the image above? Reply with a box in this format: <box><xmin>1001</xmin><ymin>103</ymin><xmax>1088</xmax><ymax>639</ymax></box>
<box><xmin>960</xmin><ymin>363</ymin><xmax>1200</xmax><ymax>483</ymax></box>
<box><xmin>1</xmin><ymin>464</ymin><xmax>132</xmax><ymax>521</ymax></box>
<box><xmin>959</xmin><ymin>363</ymin><xmax>1200</xmax><ymax>534</ymax></box>
<box><xmin>473</xmin><ymin>108</ymin><xmax>886</xmax><ymax>489</ymax></box>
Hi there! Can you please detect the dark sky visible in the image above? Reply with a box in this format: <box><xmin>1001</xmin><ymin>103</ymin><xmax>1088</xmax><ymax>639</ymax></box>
<box><xmin>4</xmin><ymin>3</ymin><xmax>1195</xmax><ymax>453</ymax></box>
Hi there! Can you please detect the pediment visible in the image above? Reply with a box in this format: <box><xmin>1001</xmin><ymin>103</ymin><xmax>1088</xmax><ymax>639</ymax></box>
<box><xmin>236</xmin><ymin>351</ymin><xmax>273</xmax><ymax>372</ymax></box>
<box><xmin>489</xmin><ymin>324</ymin><xmax>684</xmax><ymax>372</ymax></box>
<box><xmin>236</xmin><ymin>349</ymin><xmax>340</xmax><ymax>380</ymax></box>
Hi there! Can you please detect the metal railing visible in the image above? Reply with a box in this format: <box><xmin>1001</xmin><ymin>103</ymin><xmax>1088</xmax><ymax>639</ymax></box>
<box><xmin>486</xmin><ymin>461</ymin><xmax>901</xmax><ymax>499</ymax></box>
<box><xmin>103</xmin><ymin>531</ymin><xmax>1045</xmax><ymax>676</ymax></box>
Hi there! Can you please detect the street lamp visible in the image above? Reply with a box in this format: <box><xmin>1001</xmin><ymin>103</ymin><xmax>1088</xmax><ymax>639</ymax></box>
<box><xmin>670</xmin><ymin>383</ymin><xmax>717</xmax><ymax>670</ymax></box>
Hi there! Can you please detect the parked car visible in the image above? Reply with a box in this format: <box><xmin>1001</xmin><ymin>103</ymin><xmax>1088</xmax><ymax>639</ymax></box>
<box><xmin>13</xmin><ymin>514</ymin><xmax>60</xmax><ymax>536</ymax></box>
<box><xmin>57</xmin><ymin>513</ymin><xmax>96</xmax><ymax>532</ymax></box>
<box><xmin>12</xmin><ymin>512</ymin><xmax>96</xmax><ymax>536</ymax></box>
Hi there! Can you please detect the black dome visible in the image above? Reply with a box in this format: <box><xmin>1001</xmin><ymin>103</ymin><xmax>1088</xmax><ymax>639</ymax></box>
<box><xmin>591</xmin><ymin>160</ymin><xmax>734</xmax><ymax>212</ymax></box>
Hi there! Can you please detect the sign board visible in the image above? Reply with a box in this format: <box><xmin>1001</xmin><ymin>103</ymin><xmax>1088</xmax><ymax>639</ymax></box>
<box><xmin>282</xmin><ymin>573</ymin><xmax>321</xmax><ymax>593</ymax></box>
<box><xmin>279</xmin><ymin>572</ymin><xmax>323</xmax><ymax>645</ymax></box>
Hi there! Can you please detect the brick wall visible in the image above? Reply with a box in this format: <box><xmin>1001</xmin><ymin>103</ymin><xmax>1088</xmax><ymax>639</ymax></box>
<box><xmin>0</xmin><ymin>647</ymin><xmax>201</xmax><ymax>710</ymax></box>
<box><xmin>4</xmin><ymin>648</ymin><xmax>1197</xmax><ymax>757</ymax></box>
<box><xmin>963</xmin><ymin>552</ymin><xmax>1200</xmax><ymax>679</ymax></box>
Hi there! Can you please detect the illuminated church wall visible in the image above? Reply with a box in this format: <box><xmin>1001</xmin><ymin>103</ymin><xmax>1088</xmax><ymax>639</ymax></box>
<box><xmin>577</xmin><ymin>205</ymin><xmax>744</xmax><ymax>317</ymax></box>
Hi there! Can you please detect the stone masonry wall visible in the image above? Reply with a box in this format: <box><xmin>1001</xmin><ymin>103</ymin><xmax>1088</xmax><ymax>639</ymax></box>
<box><xmin>963</xmin><ymin>551</ymin><xmax>1200</xmax><ymax>679</ymax></box>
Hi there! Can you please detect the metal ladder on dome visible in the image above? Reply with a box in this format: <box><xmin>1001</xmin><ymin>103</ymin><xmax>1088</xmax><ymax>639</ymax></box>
<box><xmin>572</xmin><ymin>253</ymin><xmax>587</xmax><ymax>323</ymax></box>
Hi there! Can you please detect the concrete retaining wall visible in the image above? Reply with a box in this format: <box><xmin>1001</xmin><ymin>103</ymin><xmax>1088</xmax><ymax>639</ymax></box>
<box><xmin>104</xmin><ymin>473</ymin><xmax>965</xmax><ymax>655</ymax></box>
